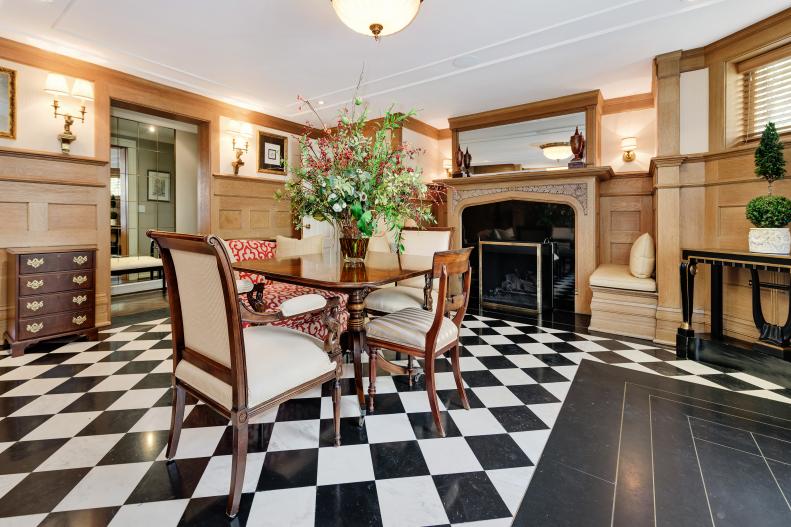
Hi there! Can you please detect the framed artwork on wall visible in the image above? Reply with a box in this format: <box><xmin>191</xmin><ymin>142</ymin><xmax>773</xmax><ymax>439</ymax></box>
<box><xmin>147</xmin><ymin>170</ymin><xmax>171</xmax><ymax>202</ymax></box>
<box><xmin>257</xmin><ymin>131</ymin><xmax>288</xmax><ymax>176</ymax></box>
<box><xmin>0</xmin><ymin>66</ymin><xmax>16</xmax><ymax>139</ymax></box>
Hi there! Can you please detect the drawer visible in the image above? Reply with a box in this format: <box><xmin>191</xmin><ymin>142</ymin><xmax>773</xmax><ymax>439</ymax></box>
<box><xmin>17</xmin><ymin>309</ymin><xmax>94</xmax><ymax>340</ymax></box>
<box><xmin>18</xmin><ymin>251</ymin><xmax>94</xmax><ymax>275</ymax></box>
<box><xmin>18</xmin><ymin>290</ymin><xmax>94</xmax><ymax>317</ymax></box>
<box><xmin>19</xmin><ymin>270</ymin><xmax>94</xmax><ymax>296</ymax></box>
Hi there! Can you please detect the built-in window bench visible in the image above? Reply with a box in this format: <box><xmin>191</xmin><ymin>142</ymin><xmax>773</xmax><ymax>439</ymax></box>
<box><xmin>588</xmin><ymin>263</ymin><xmax>657</xmax><ymax>341</ymax></box>
<box><xmin>110</xmin><ymin>256</ymin><xmax>165</xmax><ymax>294</ymax></box>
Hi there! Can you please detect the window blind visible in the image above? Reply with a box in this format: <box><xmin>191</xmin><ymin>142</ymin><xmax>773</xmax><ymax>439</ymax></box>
<box><xmin>741</xmin><ymin>54</ymin><xmax>791</xmax><ymax>142</ymax></box>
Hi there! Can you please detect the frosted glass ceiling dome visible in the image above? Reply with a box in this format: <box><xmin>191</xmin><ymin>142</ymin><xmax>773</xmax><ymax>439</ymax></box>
<box><xmin>331</xmin><ymin>0</ymin><xmax>422</xmax><ymax>40</ymax></box>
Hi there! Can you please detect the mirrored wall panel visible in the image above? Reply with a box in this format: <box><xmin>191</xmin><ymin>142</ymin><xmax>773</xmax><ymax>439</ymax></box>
<box><xmin>457</xmin><ymin>112</ymin><xmax>586</xmax><ymax>174</ymax></box>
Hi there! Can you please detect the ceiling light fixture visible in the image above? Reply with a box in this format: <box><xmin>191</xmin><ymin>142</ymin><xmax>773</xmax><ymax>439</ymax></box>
<box><xmin>331</xmin><ymin>0</ymin><xmax>423</xmax><ymax>41</ymax></box>
<box><xmin>540</xmin><ymin>142</ymin><xmax>572</xmax><ymax>161</ymax></box>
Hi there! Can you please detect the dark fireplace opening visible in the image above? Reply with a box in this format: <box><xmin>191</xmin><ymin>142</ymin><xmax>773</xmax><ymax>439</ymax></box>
<box><xmin>461</xmin><ymin>200</ymin><xmax>575</xmax><ymax>312</ymax></box>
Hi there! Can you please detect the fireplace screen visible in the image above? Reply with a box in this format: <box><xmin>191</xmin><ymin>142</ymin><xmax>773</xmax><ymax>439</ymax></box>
<box><xmin>479</xmin><ymin>241</ymin><xmax>554</xmax><ymax>314</ymax></box>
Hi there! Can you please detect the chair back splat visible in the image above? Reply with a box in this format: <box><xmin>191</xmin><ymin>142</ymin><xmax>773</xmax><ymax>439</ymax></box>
<box><xmin>147</xmin><ymin>231</ymin><xmax>248</xmax><ymax>414</ymax></box>
<box><xmin>429</xmin><ymin>247</ymin><xmax>474</xmax><ymax>347</ymax></box>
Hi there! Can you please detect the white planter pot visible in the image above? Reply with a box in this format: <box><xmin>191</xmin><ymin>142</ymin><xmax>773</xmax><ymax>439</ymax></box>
<box><xmin>748</xmin><ymin>227</ymin><xmax>791</xmax><ymax>254</ymax></box>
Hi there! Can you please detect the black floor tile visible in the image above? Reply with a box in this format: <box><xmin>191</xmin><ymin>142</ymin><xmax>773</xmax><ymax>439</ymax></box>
<box><xmin>39</xmin><ymin>507</ymin><xmax>119</xmax><ymax>527</ymax></box>
<box><xmin>62</xmin><ymin>391</ymin><xmax>124</xmax><ymax>413</ymax></box>
<box><xmin>213</xmin><ymin>423</ymin><xmax>271</xmax><ymax>456</ymax></box>
<box><xmin>489</xmin><ymin>406</ymin><xmax>549</xmax><ymax>433</ymax></box>
<box><xmin>320</xmin><ymin>417</ymin><xmax>367</xmax><ymax>447</ymax></box>
<box><xmin>523</xmin><ymin>367</ymin><xmax>568</xmax><ymax>383</ymax></box>
<box><xmin>460</xmin><ymin>370</ymin><xmax>502</xmax><ymax>388</ymax></box>
<box><xmin>276</xmin><ymin>398</ymin><xmax>322</xmax><ymax>421</ymax></box>
<box><xmin>433</xmin><ymin>472</ymin><xmax>511</xmax><ymax>524</ymax></box>
<box><xmin>538</xmin><ymin>353</ymin><xmax>577</xmax><ymax>367</ymax></box>
<box><xmin>465</xmin><ymin>434</ymin><xmax>533</xmax><ymax>469</ymax></box>
<box><xmin>133</xmin><ymin>373</ymin><xmax>172</xmax><ymax>390</ymax></box>
<box><xmin>0</xmin><ymin>468</ymin><xmax>90</xmax><ymax>516</ymax></box>
<box><xmin>0</xmin><ymin>415</ymin><xmax>50</xmax><ymax>441</ymax></box>
<box><xmin>315</xmin><ymin>481</ymin><xmax>382</xmax><ymax>527</ymax></box>
<box><xmin>508</xmin><ymin>384</ymin><xmax>560</xmax><ymax>405</ymax></box>
<box><xmin>370</xmin><ymin>440</ymin><xmax>430</xmax><ymax>479</ymax></box>
<box><xmin>48</xmin><ymin>376</ymin><xmax>106</xmax><ymax>394</ymax></box>
<box><xmin>0</xmin><ymin>395</ymin><xmax>37</xmax><ymax>417</ymax></box>
<box><xmin>76</xmin><ymin>409</ymin><xmax>147</xmax><ymax>436</ymax></box>
<box><xmin>182</xmin><ymin>404</ymin><xmax>229</xmax><ymax>428</ymax></box>
<box><xmin>0</xmin><ymin>438</ymin><xmax>67</xmax><ymax>474</ymax></box>
<box><xmin>98</xmin><ymin>430</ymin><xmax>170</xmax><ymax>465</ymax></box>
<box><xmin>126</xmin><ymin>458</ymin><xmax>210</xmax><ymax>504</ymax></box>
<box><xmin>177</xmin><ymin>493</ymin><xmax>253</xmax><ymax>526</ymax></box>
<box><xmin>256</xmin><ymin>448</ymin><xmax>318</xmax><ymax>491</ymax></box>
<box><xmin>408</xmin><ymin>411</ymin><xmax>461</xmax><ymax>439</ymax></box>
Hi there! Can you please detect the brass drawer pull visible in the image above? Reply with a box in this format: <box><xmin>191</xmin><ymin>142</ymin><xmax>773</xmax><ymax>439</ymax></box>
<box><xmin>73</xmin><ymin>295</ymin><xmax>87</xmax><ymax>305</ymax></box>
<box><xmin>72</xmin><ymin>275</ymin><xmax>88</xmax><ymax>285</ymax></box>
<box><xmin>72</xmin><ymin>315</ymin><xmax>87</xmax><ymax>326</ymax></box>
<box><xmin>26</xmin><ymin>300</ymin><xmax>44</xmax><ymax>312</ymax></box>
<box><xmin>26</xmin><ymin>279</ymin><xmax>44</xmax><ymax>290</ymax></box>
<box><xmin>73</xmin><ymin>255</ymin><xmax>89</xmax><ymax>265</ymax></box>
<box><xmin>26</xmin><ymin>322</ymin><xmax>44</xmax><ymax>334</ymax></box>
<box><xmin>26</xmin><ymin>257</ymin><xmax>44</xmax><ymax>269</ymax></box>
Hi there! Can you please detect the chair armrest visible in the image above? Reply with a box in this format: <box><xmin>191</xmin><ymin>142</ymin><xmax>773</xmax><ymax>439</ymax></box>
<box><xmin>246</xmin><ymin>282</ymin><xmax>266</xmax><ymax>312</ymax></box>
<box><xmin>239</xmin><ymin>294</ymin><xmax>340</xmax><ymax>326</ymax></box>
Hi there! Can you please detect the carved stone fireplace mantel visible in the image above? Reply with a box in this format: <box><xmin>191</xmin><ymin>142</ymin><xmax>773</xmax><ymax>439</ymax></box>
<box><xmin>435</xmin><ymin>166</ymin><xmax>614</xmax><ymax>314</ymax></box>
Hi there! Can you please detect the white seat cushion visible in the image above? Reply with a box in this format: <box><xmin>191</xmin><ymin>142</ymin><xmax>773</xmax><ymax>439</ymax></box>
<box><xmin>110</xmin><ymin>256</ymin><xmax>162</xmax><ymax>271</ymax></box>
<box><xmin>590</xmin><ymin>264</ymin><xmax>656</xmax><ymax>292</ymax></box>
<box><xmin>236</xmin><ymin>279</ymin><xmax>254</xmax><ymax>294</ymax></box>
<box><xmin>366</xmin><ymin>307</ymin><xmax>459</xmax><ymax>350</ymax></box>
<box><xmin>279</xmin><ymin>294</ymin><xmax>326</xmax><ymax>317</ymax></box>
<box><xmin>174</xmin><ymin>325</ymin><xmax>335</xmax><ymax>409</ymax></box>
<box><xmin>365</xmin><ymin>286</ymin><xmax>437</xmax><ymax>313</ymax></box>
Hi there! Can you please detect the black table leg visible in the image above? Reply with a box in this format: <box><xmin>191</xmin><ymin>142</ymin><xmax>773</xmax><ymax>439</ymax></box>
<box><xmin>676</xmin><ymin>261</ymin><xmax>696</xmax><ymax>359</ymax></box>
<box><xmin>711</xmin><ymin>264</ymin><xmax>723</xmax><ymax>339</ymax></box>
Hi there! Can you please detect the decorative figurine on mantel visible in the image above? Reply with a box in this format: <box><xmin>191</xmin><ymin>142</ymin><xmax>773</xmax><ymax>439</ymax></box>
<box><xmin>568</xmin><ymin>126</ymin><xmax>586</xmax><ymax>168</ymax></box>
<box><xmin>454</xmin><ymin>145</ymin><xmax>464</xmax><ymax>178</ymax></box>
<box><xmin>463</xmin><ymin>148</ymin><xmax>472</xmax><ymax>177</ymax></box>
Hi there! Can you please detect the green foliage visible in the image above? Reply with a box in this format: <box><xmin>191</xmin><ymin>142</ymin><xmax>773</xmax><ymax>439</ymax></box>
<box><xmin>755</xmin><ymin>122</ymin><xmax>787</xmax><ymax>187</ymax></box>
<box><xmin>278</xmin><ymin>96</ymin><xmax>438</xmax><ymax>248</ymax></box>
<box><xmin>746</xmin><ymin>195</ymin><xmax>791</xmax><ymax>228</ymax></box>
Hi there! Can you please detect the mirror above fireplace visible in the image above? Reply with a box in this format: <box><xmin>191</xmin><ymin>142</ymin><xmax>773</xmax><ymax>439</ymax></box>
<box><xmin>458</xmin><ymin>112</ymin><xmax>586</xmax><ymax>174</ymax></box>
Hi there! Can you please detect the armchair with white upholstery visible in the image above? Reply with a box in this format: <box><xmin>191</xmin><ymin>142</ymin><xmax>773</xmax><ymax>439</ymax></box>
<box><xmin>148</xmin><ymin>230</ymin><xmax>343</xmax><ymax>518</ymax></box>
<box><xmin>364</xmin><ymin>227</ymin><xmax>453</xmax><ymax>314</ymax></box>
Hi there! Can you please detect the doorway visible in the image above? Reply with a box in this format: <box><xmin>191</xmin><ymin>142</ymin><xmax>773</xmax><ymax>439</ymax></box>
<box><xmin>109</xmin><ymin>106</ymin><xmax>199</xmax><ymax>298</ymax></box>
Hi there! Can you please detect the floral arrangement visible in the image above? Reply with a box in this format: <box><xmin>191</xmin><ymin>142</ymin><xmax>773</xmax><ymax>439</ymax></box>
<box><xmin>277</xmin><ymin>93</ymin><xmax>439</xmax><ymax>252</ymax></box>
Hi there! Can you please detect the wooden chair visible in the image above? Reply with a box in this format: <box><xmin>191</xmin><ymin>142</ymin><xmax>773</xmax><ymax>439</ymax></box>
<box><xmin>148</xmin><ymin>231</ymin><xmax>343</xmax><ymax>518</ymax></box>
<box><xmin>365</xmin><ymin>248</ymin><xmax>473</xmax><ymax>437</ymax></box>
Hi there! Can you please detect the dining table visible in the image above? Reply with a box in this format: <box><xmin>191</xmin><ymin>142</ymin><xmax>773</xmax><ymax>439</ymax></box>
<box><xmin>232</xmin><ymin>250</ymin><xmax>434</xmax><ymax>417</ymax></box>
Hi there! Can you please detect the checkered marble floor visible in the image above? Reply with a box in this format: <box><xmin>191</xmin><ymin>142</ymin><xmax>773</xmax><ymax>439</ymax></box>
<box><xmin>0</xmin><ymin>313</ymin><xmax>789</xmax><ymax>527</ymax></box>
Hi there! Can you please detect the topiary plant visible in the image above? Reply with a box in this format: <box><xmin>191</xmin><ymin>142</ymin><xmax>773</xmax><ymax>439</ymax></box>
<box><xmin>747</xmin><ymin>122</ymin><xmax>790</xmax><ymax>229</ymax></box>
<box><xmin>746</xmin><ymin>195</ymin><xmax>791</xmax><ymax>228</ymax></box>
<box><xmin>754</xmin><ymin>121</ymin><xmax>787</xmax><ymax>194</ymax></box>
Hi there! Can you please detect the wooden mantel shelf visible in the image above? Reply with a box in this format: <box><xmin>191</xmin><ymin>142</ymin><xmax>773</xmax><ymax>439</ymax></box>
<box><xmin>433</xmin><ymin>166</ymin><xmax>614</xmax><ymax>187</ymax></box>
<box><xmin>213</xmin><ymin>173</ymin><xmax>286</xmax><ymax>183</ymax></box>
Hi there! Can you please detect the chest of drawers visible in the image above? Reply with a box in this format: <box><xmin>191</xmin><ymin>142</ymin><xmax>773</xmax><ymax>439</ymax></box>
<box><xmin>4</xmin><ymin>246</ymin><xmax>98</xmax><ymax>356</ymax></box>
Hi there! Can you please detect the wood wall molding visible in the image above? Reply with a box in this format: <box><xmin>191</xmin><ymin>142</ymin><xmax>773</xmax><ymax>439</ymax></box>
<box><xmin>437</xmin><ymin>128</ymin><xmax>451</xmax><ymax>140</ymax></box>
<box><xmin>402</xmin><ymin>117</ymin><xmax>441</xmax><ymax>140</ymax></box>
<box><xmin>680</xmin><ymin>47</ymin><xmax>706</xmax><ymax>72</ymax></box>
<box><xmin>704</xmin><ymin>7</ymin><xmax>791</xmax><ymax>61</ymax></box>
<box><xmin>601</xmin><ymin>93</ymin><xmax>654</xmax><ymax>115</ymax></box>
<box><xmin>0</xmin><ymin>147</ymin><xmax>108</xmax><ymax>166</ymax></box>
<box><xmin>447</xmin><ymin>90</ymin><xmax>602</xmax><ymax>131</ymax></box>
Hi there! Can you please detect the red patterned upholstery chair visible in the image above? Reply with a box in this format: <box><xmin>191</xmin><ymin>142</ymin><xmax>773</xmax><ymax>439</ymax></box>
<box><xmin>224</xmin><ymin>239</ymin><xmax>349</xmax><ymax>340</ymax></box>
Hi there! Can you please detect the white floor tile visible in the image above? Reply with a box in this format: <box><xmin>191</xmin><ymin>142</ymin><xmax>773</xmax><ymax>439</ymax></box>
<box><xmin>471</xmin><ymin>386</ymin><xmax>523</xmax><ymax>408</ymax></box>
<box><xmin>510</xmin><ymin>430</ymin><xmax>551</xmax><ymax>462</ymax></box>
<box><xmin>0</xmin><ymin>473</ymin><xmax>26</xmax><ymax>500</ymax></box>
<box><xmin>162</xmin><ymin>426</ymin><xmax>226</xmax><ymax>460</ymax></box>
<box><xmin>22</xmin><ymin>411</ymin><xmax>100</xmax><ymax>440</ymax></box>
<box><xmin>480</xmin><ymin>335</ymin><xmax>515</xmax><ymax>345</ymax></box>
<box><xmin>528</xmin><ymin>403</ymin><xmax>563</xmax><ymax>428</ymax></box>
<box><xmin>517</xmin><ymin>343</ymin><xmax>555</xmax><ymax>354</ymax></box>
<box><xmin>316</xmin><ymin>444</ymin><xmax>374</xmax><ymax>485</ymax></box>
<box><xmin>0</xmin><ymin>365</ymin><xmax>56</xmax><ymax>381</ymax></box>
<box><xmin>448</xmin><ymin>408</ymin><xmax>506</xmax><ymax>437</ymax></box>
<box><xmin>131</xmin><ymin>406</ymin><xmax>183</xmax><ymax>433</ymax></box>
<box><xmin>118</xmin><ymin>340</ymin><xmax>159</xmax><ymax>352</ymax></box>
<box><xmin>612</xmin><ymin>349</ymin><xmax>663</xmax><ymax>364</ymax></box>
<box><xmin>0</xmin><ymin>514</ymin><xmax>48</xmax><ymax>527</ymax></box>
<box><xmin>35</xmin><ymin>434</ymin><xmax>123</xmax><ymax>471</ymax></box>
<box><xmin>267</xmin><ymin>420</ymin><xmax>321</xmax><ymax>452</ymax></box>
<box><xmin>320</xmin><ymin>395</ymin><xmax>362</xmax><ymax>419</ymax></box>
<box><xmin>490</xmin><ymin>368</ymin><xmax>536</xmax><ymax>386</ymax></box>
<box><xmin>364</xmin><ymin>413</ymin><xmax>417</xmax><ymax>444</ymax></box>
<box><xmin>669</xmin><ymin>360</ymin><xmax>722</xmax><ymax>375</ymax></box>
<box><xmin>10</xmin><ymin>393</ymin><xmax>82</xmax><ymax>417</ymax></box>
<box><xmin>505</xmin><ymin>354</ymin><xmax>546</xmax><ymax>369</ymax></box>
<box><xmin>376</xmin><ymin>475</ymin><xmax>449</xmax><ymax>527</ymax></box>
<box><xmin>487</xmin><ymin>466</ymin><xmax>534</xmax><ymax>514</ymax></box>
<box><xmin>569</xmin><ymin>340</ymin><xmax>608</xmax><ymax>352</ymax></box>
<box><xmin>398</xmin><ymin>391</ymin><xmax>446</xmax><ymax>414</ymax></box>
<box><xmin>89</xmin><ymin>374</ymin><xmax>147</xmax><ymax>392</ymax></box>
<box><xmin>728</xmin><ymin>372</ymin><xmax>784</xmax><ymax>390</ymax></box>
<box><xmin>192</xmin><ymin>452</ymin><xmax>265</xmax><ymax>498</ymax></box>
<box><xmin>248</xmin><ymin>487</ymin><xmax>316</xmax><ymax>527</ymax></box>
<box><xmin>131</xmin><ymin>349</ymin><xmax>172</xmax><ymax>362</ymax></box>
<box><xmin>102</xmin><ymin>332</ymin><xmax>145</xmax><ymax>342</ymax></box>
<box><xmin>76</xmin><ymin>362</ymin><xmax>127</xmax><ymax>377</ymax></box>
<box><xmin>107</xmin><ymin>388</ymin><xmax>169</xmax><ymax>411</ymax></box>
<box><xmin>1</xmin><ymin>378</ymin><xmax>66</xmax><ymax>397</ymax></box>
<box><xmin>62</xmin><ymin>351</ymin><xmax>114</xmax><ymax>364</ymax></box>
<box><xmin>418</xmin><ymin>437</ymin><xmax>482</xmax><ymax>475</ymax></box>
<box><xmin>54</xmin><ymin>462</ymin><xmax>152</xmax><ymax>511</ymax></box>
<box><xmin>109</xmin><ymin>500</ymin><xmax>189</xmax><ymax>527</ymax></box>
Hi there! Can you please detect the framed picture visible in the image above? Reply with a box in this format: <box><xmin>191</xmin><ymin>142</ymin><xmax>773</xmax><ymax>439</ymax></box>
<box><xmin>0</xmin><ymin>66</ymin><xmax>16</xmax><ymax>139</ymax></box>
<box><xmin>257</xmin><ymin>131</ymin><xmax>288</xmax><ymax>175</ymax></box>
<box><xmin>147</xmin><ymin>170</ymin><xmax>171</xmax><ymax>202</ymax></box>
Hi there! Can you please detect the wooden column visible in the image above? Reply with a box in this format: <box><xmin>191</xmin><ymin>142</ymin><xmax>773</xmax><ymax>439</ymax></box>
<box><xmin>653</xmin><ymin>51</ymin><xmax>684</xmax><ymax>345</ymax></box>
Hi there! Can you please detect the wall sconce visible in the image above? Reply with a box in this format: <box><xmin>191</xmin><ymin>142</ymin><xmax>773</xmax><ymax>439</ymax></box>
<box><xmin>442</xmin><ymin>158</ymin><xmax>452</xmax><ymax>176</ymax></box>
<box><xmin>621</xmin><ymin>137</ymin><xmax>637</xmax><ymax>162</ymax></box>
<box><xmin>44</xmin><ymin>73</ymin><xmax>93</xmax><ymax>154</ymax></box>
<box><xmin>227</xmin><ymin>120</ymin><xmax>253</xmax><ymax>175</ymax></box>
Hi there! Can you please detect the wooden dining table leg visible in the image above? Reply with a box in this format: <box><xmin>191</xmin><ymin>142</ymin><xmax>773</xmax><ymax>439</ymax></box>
<box><xmin>346</xmin><ymin>288</ymin><xmax>368</xmax><ymax>421</ymax></box>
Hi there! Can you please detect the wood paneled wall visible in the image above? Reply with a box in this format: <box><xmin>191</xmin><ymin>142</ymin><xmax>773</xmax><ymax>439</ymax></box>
<box><xmin>0</xmin><ymin>148</ymin><xmax>109</xmax><ymax>336</ymax></box>
<box><xmin>599</xmin><ymin>173</ymin><xmax>654</xmax><ymax>265</ymax></box>
<box><xmin>0</xmin><ymin>37</ymin><xmax>309</xmax><ymax>330</ymax></box>
<box><xmin>212</xmin><ymin>174</ymin><xmax>293</xmax><ymax>240</ymax></box>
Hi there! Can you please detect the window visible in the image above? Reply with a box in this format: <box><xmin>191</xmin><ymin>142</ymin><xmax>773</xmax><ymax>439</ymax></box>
<box><xmin>740</xmin><ymin>52</ymin><xmax>791</xmax><ymax>142</ymax></box>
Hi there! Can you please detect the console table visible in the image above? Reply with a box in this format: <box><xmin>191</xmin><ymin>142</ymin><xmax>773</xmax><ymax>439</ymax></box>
<box><xmin>677</xmin><ymin>248</ymin><xmax>791</xmax><ymax>362</ymax></box>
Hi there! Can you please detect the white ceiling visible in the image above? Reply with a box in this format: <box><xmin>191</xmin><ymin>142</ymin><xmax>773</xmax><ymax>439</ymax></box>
<box><xmin>0</xmin><ymin>0</ymin><xmax>787</xmax><ymax>128</ymax></box>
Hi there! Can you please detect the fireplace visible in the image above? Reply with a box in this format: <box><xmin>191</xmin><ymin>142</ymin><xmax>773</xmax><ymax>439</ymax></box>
<box><xmin>479</xmin><ymin>241</ymin><xmax>555</xmax><ymax>314</ymax></box>
<box><xmin>462</xmin><ymin>200</ymin><xmax>575</xmax><ymax>311</ymax></box>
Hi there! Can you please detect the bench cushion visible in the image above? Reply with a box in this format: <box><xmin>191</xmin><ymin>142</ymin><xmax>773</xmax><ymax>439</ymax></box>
<box><xmin>590</xmin><ymin>264</ymin><xmax>656</xmax><ymax>292</ymax></box>
<box><xmin>111</xmin><ymin>256</ymin><xmax>162</xmax><ymax>272</ymax></box>
<box><xmin>629</xmin><ymin>233</ymin><xmax>655</xmax><ymax>279</ymax></box>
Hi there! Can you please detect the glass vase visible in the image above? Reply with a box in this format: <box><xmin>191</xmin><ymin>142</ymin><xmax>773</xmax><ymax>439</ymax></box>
<box><xmin>339</xmin><ymin>237</ymin><xmax>369</xmax><ymax>265</ymax></box>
